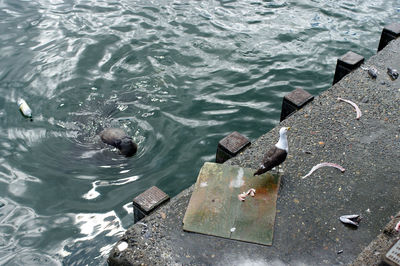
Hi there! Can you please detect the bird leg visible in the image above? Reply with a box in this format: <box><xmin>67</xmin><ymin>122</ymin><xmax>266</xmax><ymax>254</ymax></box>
<box><xmin>275</xmin><ymin>165</ymin><xmax>281</xmax><ymax>174</ymax></box>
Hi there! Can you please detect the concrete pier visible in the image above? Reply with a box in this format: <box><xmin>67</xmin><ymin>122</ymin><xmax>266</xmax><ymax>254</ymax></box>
<box><xmin>108</xmin><ymin>38</ymin><xmax>400</xmax><ymax>265</ymax></box>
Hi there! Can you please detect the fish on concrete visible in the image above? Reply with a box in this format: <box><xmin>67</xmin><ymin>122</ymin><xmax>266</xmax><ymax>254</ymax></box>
<box><xmin>361</xmin><ymin>66</ymin><xmax>378</xmax><ymax>79</ymax></box>
<box><xmin>367</xmin><ymin>67</ymin><xmax>378</xmax><ymax>79</ymax></box>
<box><xmin>340</xmin><ymin>214</ymin><xmax>361</xmax><ymax>227</ymax></box>
<box><xmin>387</xmin><ymin>67</ymin><xmax>399</xmax><ymax>80</ymax></box>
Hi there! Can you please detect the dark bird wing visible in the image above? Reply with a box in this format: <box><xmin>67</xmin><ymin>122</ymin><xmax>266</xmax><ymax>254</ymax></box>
<box><xmin>253</xmin><ymin>146</ymin><xmax>287</xmax><ymax>176</ymax></box>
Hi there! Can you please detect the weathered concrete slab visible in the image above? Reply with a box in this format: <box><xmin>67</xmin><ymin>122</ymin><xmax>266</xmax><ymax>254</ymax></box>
<box><xmin>108</xmin><ymin>38</ymin><xmax>400</xmax><ymax>265</ymax></box>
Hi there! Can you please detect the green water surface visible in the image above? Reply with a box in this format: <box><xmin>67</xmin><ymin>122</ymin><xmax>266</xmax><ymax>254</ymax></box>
<box><xmin>0</xmin><ymin>0</ymin><xmax>399</xmax><ymax>264</ymax></box>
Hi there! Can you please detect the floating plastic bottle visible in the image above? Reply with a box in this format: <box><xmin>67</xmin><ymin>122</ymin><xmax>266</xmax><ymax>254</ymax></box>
<box><xmin>17</xmin><ymin>98</ymin><xmax>32</xmax><ymax>118</ymax></box>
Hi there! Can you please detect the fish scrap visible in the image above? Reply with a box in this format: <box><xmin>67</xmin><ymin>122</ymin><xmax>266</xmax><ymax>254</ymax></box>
<box><xmin>238</xmin><ymin>188</ymin><xmax>256</xmax><ymax>201</ymax></box>
<box><xmin>367</xmin><ymin>67</ymin><xmax>378</xmax><ymax>79</ymax></box>
<box><xmin>387</xmin><ymin>67</ymin><xmax>399</xmax><ymax>80</ymax></box>
<box><xmin>337</xmin><ymin>97</ymin><xmax>362</xmax><ymax>120</ymax></box>
<box><xmin>340</xmin><ymin>214</ymin><xmax>361</xmax><ymax>227</ymax></box>
<box><xmin>395</xmin><ymin>221</ymin><xmax>400</xmax><ymax>232</ymax></box>
<box><xmin>301</xmin><ymin>162</ymin><xmax>345</xmax><ymax>179</ymax></box>
<box><xmin>361</xmin><ymin>66</ymin><xmax>378</xmax><ymax>79</ymax></box>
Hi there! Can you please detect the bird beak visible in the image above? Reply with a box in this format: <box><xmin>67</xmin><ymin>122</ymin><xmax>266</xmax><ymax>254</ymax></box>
<box><xmin>287</xmin><ymin>127</ymin><xmax>291</xmax><ymax>130</ymax></box>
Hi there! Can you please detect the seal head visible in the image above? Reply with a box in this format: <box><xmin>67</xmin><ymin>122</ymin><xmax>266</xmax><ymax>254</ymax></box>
<box><xmin>114</xmin><ymin>136</ymin><xmax>137</xmax><ymax>157</ymax></box>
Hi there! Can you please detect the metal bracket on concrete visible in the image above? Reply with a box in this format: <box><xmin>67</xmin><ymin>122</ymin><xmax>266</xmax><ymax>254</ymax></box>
<box><xmin>383</xmin><ymin>239</ymin><xmax>400</xmax><ymax>266</ymax></box>
<box><xmin>216</xmin><ymin>131</ymin><xmax>250</xmax><ymax>164</ymax></box>
<box><xmin>133</xmin><ymin>186</ymin><xmax>170</xmax><ymax>223</ymax></box>
<box><xmin>378</xmin><ymin>23</ymin><xmax>400</xmax><ymax>52</ymax></box>
<box><xmin>332</xmin><ymin>51</ymin><xmax>364</xmax><ymax>85</ymax></box>
<box><xmin>280</xmin><ymin>88</ymin><xmax>314</xmax><ymax>121</ymax></box>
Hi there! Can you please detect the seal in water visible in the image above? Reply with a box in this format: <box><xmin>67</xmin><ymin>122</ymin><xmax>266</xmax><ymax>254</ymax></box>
<box><xmin>99</xmin><ymin>128</ymin><xmax>137</xmax><ymax>157</ymax></box>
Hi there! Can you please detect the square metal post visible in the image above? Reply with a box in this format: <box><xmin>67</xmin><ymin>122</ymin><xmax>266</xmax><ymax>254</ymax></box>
<box><xmin>280</xmin><ymin>88</ymin><xmax>314</xmax><ymax>121</ymax></box>
<box><xmin>378</xmin><ymin>23</ymin><xmax>400</xmax><ymax>52</ymax></box>
<box><xmin>332</xmin><ymin>51</ymin><xmax>364</xmax><ymax>85</ymax></box>
<box><xmin>133</xmin><ymin>186</ymin><xmax>170</xmax><ymax>223</ymax></box>
<box><xmin>216</xmin><ymin>131</ymin><xmax>251</xmax><ymax>164</ymax></box>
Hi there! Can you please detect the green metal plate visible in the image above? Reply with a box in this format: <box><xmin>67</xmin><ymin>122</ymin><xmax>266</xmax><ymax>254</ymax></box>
<box><xmin>183</xmin><ymin>162</ymin><xmax>280</xmax><ymax>245</ymax></box>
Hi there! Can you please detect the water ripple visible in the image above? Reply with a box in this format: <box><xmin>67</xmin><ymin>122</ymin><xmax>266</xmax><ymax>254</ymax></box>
<box><xmin>1</xmin><ymin>0</ymin><xmax>400</xmax><ymax>264</ymax></box>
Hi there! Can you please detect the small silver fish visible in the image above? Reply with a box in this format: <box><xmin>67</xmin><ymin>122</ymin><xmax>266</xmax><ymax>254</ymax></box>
<box><xmin>387</xmin><ymin>67</ymin><xmax>399</xmax><ymax>80</ymax></box>
<box><xmin>367</xmin><ymin>67</ymin><xmax>378</xmax><ymax>79</ymax></box>
<box><xmin>361</xmin><ymin>66</ymin><xmax>378</xmax><ymax>79</ymax></box>
<box><xmin>339</xmin><ymin>214</ymin><xmax>361</xmax><ymax>227</ymax></box>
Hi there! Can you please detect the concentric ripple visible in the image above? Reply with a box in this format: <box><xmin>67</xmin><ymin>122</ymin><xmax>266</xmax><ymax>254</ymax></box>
<box><xmin>0</xmin><ymin>0</ymin><xmax>399</xmax><ymax>264</ymax></box>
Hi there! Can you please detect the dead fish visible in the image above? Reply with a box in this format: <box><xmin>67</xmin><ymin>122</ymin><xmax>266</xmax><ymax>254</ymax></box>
<box><xmin>340</xmin><ymin>214</ymin><xmax>361</xmax><ymax>227</ymax></box>
<box><xmin>367</xmin><ymin>67</ymin><xmax>378</xmax><ymax>79</ymax></box>
<box><xmin>337</xmin><ymin>97</ymin><xmax>362</xmax><ymax>120</ymax></box>
<box><xmin>301</xmin><ymin>162</ymin><xmax>345</xmax><ymax>179</ymax></box>
<box><xmin>361</xmin><ymin>66</ymin><xmax>378</xmax><ymax>79</ymax></box>
<box><xmin>387</xmin><ymin>67</ymin><xmax>399</xmax><ymax>80</ymax></box>
<box><xmin>238</xmin><ymin>188</ymin><xmax>256</xmax><ymax>201</ymax></box>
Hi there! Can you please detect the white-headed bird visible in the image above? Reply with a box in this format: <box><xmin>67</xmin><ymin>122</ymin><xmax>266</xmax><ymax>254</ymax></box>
<box><xmin>254</xmin><ymin>127</ymin><xmax>290</xmax><ymax>176</ymax></box>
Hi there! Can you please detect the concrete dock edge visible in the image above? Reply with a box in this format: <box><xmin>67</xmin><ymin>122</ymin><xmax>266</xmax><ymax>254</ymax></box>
<box><xmin>108</xmin><ymin>38</ymin><xmax>400</xmax><ymax>266</ymax></box>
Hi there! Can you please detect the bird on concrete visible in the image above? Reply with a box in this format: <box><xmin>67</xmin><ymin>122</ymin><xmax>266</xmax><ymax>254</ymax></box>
<box><xmin>254</xmin><ymin>127</ymin><xmax>290</xmax><ymax>176</ymax></box>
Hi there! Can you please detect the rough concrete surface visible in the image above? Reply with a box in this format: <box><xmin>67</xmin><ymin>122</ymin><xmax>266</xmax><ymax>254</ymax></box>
<box><xmin>108</xmin><ymin>39</ymin><xmax>400</xmax><ymax>265</ymax></box>
<box><xmin>352</xmin><ymin>212</ymin><xmax>400</xmax><ymax>266</ymax></box>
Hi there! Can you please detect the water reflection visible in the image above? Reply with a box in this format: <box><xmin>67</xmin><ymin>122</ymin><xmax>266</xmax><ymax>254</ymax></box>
<box><xmin>83</xmin><ymin>175</ymin><xmax>140</xmax><ymax>200</ymax></box>
<box><xmin>0</xmin><ymin>0</ymin><xmax>399</xmax><ymax>264</ymax></box>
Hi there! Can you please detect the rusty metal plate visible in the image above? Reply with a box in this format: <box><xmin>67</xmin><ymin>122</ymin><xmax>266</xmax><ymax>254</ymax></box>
<box><xmin>183</xmin><ymin>162</ymin><xmax>280</xmax><ymax>245</ymax></box>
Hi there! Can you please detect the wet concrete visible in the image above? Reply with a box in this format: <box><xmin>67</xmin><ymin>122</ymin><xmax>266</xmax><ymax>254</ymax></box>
<box><xmin>108</xmin><ymin>39</ymin><xmax>400</xmax><ymax>265</ymax></box>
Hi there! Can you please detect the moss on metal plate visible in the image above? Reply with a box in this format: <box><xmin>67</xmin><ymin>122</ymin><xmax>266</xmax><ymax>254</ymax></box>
<box><xmin>183</xmin><ymin>162</ymin><xmax>280</xmax><ymax>245</ymax></box>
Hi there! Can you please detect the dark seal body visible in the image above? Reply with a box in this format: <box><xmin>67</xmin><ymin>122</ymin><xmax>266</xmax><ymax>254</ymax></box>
<box><xmin>100</xmin><ymin>128</ymin><xmax>137</xmax><ymax>157</ymax></box>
